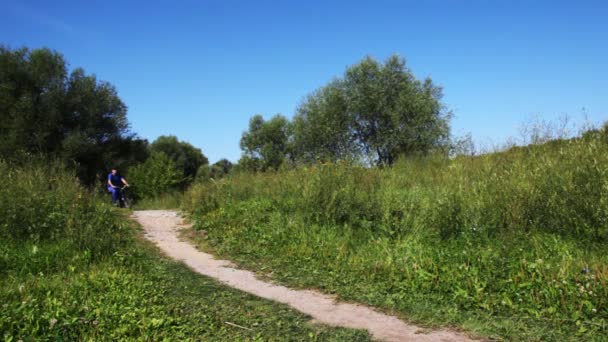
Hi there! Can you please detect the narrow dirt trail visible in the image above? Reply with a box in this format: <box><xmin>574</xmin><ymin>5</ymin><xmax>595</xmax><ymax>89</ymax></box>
<box><xmin>133</xmin><ymin>210</ymin><xmax>474</xmax><ymax>342</ymax></box>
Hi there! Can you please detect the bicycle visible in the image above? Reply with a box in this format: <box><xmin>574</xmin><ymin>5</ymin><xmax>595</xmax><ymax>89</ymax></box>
<box><xmin>119</xmin><ymin>186</ymin><xmax>132</xmax><ymax>208</ymax></box>
<box><xmin>110</xmin><ymin>186</ymin><xmax>132</xmax><ymax>208</ymax></box>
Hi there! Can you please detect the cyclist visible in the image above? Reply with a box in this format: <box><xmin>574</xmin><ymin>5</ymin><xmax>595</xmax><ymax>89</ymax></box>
<box><xmin>107</xmin><ymin>168</ymin><xmax>129</xmax><ymax>207</ymax></box>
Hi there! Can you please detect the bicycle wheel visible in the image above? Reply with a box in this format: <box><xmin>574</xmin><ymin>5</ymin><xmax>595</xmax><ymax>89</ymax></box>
<box><xmin>122</xmin><ymin>195</ymin><xmax>132</xmax><ymax>209</ymax></box>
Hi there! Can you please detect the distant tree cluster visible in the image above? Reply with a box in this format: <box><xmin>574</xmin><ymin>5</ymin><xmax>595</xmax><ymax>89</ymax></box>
<box><xmin>238</xmin><ymin>55</ymin><xmax>451</xmax><ymax>171</ymax></box>
<box><xmin>0</xmin><ymin>46</ymin><xmax>149</xmax><ymax>184</ymax></box>
<box><xmin>0</xmin><ymin>46</ymin><xmax>212</xmax><ymax>196</ymax></box>
<box><xmin>127</xmin><ymin>135</ymin><xmax>210</xmax><ymax>198</ymax></box>
<box><xmin>149</xmin><ymin>135</ymin><xmax>208</xmax><ymax>185</ymax></box>
<box><xmin>1</xmin><ymin>46</ymin><xmax>452</xmax><ymax>191</ymax></box>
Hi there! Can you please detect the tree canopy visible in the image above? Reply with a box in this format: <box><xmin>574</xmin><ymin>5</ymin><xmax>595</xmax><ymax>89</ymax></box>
<box><xmin>209</xmin><ymin>159</ymin><xmax>233</xmax><ymax>179</ymax></box>
<box><xmin>241</xmin><ymin>55</ymin><xmax>451</xmax><ymax>168</ymax></box>
<box><xmin>0</xmin><ymin>46</ymin><xmax>148</xmax><ymax>184</ymax></box>
<box><xmin>239</xmin><ymin>114</ymin><xmax>291</xmax><ymax>171</ymax></box>
<box><xmin>295</xmin><ymin>55</ymin><xmax>451</xmax><ymax>165</ymax></box>
<box><xmin>150</xmin><ymin>135</ymin><xmax>208</xmax><ymax>186</ymax></box>
<box><xmin>127</xmin><ymin>151</ymin><xmax>183</xmax><ymax>199</ymax></box>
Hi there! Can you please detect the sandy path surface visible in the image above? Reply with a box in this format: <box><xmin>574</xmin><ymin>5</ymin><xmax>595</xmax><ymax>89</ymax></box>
<box><xmin>133</xmin><ymin>210</ymin><xmax>474</xmax><ymax>342</ymax></box>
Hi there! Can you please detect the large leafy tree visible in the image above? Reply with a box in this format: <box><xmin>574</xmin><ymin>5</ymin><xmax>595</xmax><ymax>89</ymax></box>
<box><xmin>292</xmin><ymin>81</ymin><xmax>355</xmax><ymax>163</ymax></box>
<box><xmin>293</xmin><ymin>54</ymin><xmax>451</xmax><ymax>165</ymax></box>
<box><xmin>0</xmin><ymin>46</ymin><xmax>148</xmax><ymax>184</ymax></box>
<box><xmin>149</xmin><ymin>135</ymin><xmax>208</xmax><ymax>186</ymax></box>
<box><xmin>239</xmin><ymin>114</ymin><xmax>291</xmax><ymax>171</ymax></box>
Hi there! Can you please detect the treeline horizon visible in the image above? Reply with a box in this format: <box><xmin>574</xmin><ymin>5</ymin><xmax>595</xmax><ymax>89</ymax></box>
<box><xmin>0</xmin><ymin>45</ymin><xmax>231</xmax><ymax>194</ymax></box>
<box><xmin>2</xmin><ymin>44</ymin><xmax>604</xmax><ymax>199</ymax></box>
<box><xmin>1</xmin><ymin>45</ymin><xmax>454</xmax><ymax>196</ymax></box>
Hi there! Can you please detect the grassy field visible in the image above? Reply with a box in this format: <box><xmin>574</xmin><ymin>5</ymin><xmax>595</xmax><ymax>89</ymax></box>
<box><xmin>0</xmin><ymin>160</ymin><xmax>370</xmax><ymax>341</ymax></box>
<box><xmin>182</xmin><ymin>128</ymin><xmax>608</xmax><ymax>341</ymax></box>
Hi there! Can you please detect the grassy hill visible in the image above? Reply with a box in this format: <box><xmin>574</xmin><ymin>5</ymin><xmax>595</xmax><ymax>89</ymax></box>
<box><xmin>182</xmin><ymin>127</ymin><xmax>608</xmax><ymax>340</ymax></box>
<box><xmin>0</xmin><ymin>159</ymin><xmax>370</xmax><ymax>341</ymax></box>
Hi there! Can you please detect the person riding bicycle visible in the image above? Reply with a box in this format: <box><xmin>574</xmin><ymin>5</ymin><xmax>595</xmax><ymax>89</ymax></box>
<box><xmin>107</xmin><ymin>168</ymin><xmax>129</xmax><ymax>207</ymax></box>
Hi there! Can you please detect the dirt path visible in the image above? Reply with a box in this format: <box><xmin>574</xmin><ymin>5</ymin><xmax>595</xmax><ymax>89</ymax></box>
<box><xmin>133</xmin><ymin>210</ymin><xmax>474</xmax><ymax>342</ymax></box>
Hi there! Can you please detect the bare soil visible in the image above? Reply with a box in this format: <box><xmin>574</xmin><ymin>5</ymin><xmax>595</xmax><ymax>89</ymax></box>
<box><xmin>132</xmin><ymin>210</ymin><xmax>475</xmax><ymax>342</ymax></box>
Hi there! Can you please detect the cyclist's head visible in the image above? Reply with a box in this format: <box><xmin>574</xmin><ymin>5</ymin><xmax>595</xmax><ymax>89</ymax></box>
<box><xmin>111</xmin><ymin>168</ymin><xmax>117</xmax><ymax>175</ymax></box>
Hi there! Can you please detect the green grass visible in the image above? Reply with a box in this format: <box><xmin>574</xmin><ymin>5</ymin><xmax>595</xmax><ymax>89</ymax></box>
<box><xmin>1</xmin><ymin>229</ymin><xmax>371</xmax><ymax>341</ymax></box>
<box><xmin>182</xmin><ymin>129</ymin><xmax>608</xmax><ymax>341</ymax></box>
<box><xmin>132</xmin><ymin>191</ymin><xmax>184</xmax><ymax>210</ymax></box>
<box><xmin>0</xmin><ymin>159</ymin><xmax>371</xmax><ymax>341</ymax></box>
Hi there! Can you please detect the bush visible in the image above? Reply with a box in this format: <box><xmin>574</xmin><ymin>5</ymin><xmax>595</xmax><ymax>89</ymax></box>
<box><xmin>0</xmin><ymin>159</ymin><xmax>126</xmax><ymax>258</ymax></box>
<box><xmin>127</xmin><ymin>152</ymin><xmax>183</xmax><ymax>200</ymax></box>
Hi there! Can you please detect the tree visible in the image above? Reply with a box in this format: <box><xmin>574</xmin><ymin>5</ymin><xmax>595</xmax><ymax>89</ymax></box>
<box><xmin>239</xmin><ymin>114</ymin><xmax>291</xmax><ymax>171</ymax></box>
<box><xmin>150</xmin><ymin>135</ymin><xmax>208</xmax><ymax>186</ymax></box>
<box><xmin>292</xmin><ymin>54</ymin><xmax>451</xmax><ymax>165</ymax></box>
<box><xmin>209</xmin><ymin>159</ymin><xmax>233</xmax><ymax>179</ymax></box>
<box><xmin>0</xmin><ymin>46</ymin><xmax>148</xmax><ymax>184</ymax></box>
<box><xmin>292</xmin><ymin>81</ymin><xmax>355</xmax><ymax>163</ymax></box>
<box><xmin>194</xmin><ymin>159</ymin><xmax>233</xmax><ymax>182</ymax></box>
<box><xmin>127</xmin><ymin>152</ymin><xmax>183</xmax><ymax>199</ymax></box>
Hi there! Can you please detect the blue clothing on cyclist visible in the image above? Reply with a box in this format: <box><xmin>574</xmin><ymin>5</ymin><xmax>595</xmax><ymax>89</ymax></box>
<box><xmin>107</xmin><ymin>169</ymin><xmax>129</xmax><ymax>206</ymax></box>
<box><xmin>108</xmin><ymin>172</ymin><xmax>124</xmax><ymax>189</ymax></box>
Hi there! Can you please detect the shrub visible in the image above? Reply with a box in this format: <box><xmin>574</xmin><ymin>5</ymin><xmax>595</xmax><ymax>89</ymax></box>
<box><xmin>127</xmin><ymin>152</ymin><xmax>183</xmax><ymax>200</ymax></box>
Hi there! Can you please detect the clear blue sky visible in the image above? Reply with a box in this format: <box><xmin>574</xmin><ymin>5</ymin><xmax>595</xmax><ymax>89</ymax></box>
<box><xmin>1</xmin><ymin>0</ymin><xmax>606</xmax><ymax>163</ymax></box>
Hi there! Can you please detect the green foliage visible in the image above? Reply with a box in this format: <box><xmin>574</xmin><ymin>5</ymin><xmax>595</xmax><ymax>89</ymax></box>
<box><xmin>240</xmin><ymin>55</ymin><xmax>451</xmax><ymax>168</ymax></box>
<box><xmin>343</xmin><ymin>55</ymin><xmax>450</xmax><ymax>164</ymax></box>
<box><xmin>291</xmin><ymin>54</ymin><xmax>451</xmax><ymax>165</ymax></box>
<box><xmin>0</xmin><ymin>159</ymin><xmax>126</xmax><ymax>258</ymax></box>
<box><xmin>150</xmin><ymin>135</ymin><xmax>208</xmax><ymax>187</ymax></box>
<box><xmin>184</xmin><ymin>132</ymin><xmax>608</xmax><ymax>340</ymax></box>
<box><xmin>134</xmin><ymin>191</ymin><xmax>184</xmax><ymax>210</ymax></box>
<box><xmin>194</xmin><ymin>159</ymin><xmax>235</xmax><ymax>183</ymax></box>
<box><xmin>239</xmin><ymin>114</ymin><xmax>292</xmax><ymax>171</ymax></box>
<box><xmin>0</xmin><ymin>159</ymin><xmax>370</xmax><ymax>341</ymax></box>
<box><xmin>292</xmin><ymin>82</ymin><xmax>355</xmax><ymax>163</ymax></box>
<box><xmin>209</xmin><ymin>159</ymin><xmax>234</xmax><ymax>180</ymax></box>
<box><xmin>127</xmin><ymin>152</ymin><xmax>183</xmax><ymax>199</ymax></box>
<box><xmin>0</xmin><ymin>46</ymin><xmax>148</xmax><ymax>185</ymax></box>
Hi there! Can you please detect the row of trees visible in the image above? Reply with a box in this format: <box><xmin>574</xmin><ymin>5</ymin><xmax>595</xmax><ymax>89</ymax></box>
<box><xmin>0</xmin><ymin>46</ymin><xmax>150</xmax><ymax>184</ymax></box>
<box><xmin>0</xmin><ymin>46</ymin><xmax>229</xmax><ymax>199</ymax></box>
<box><xmin>239</xmin><ymin>55</ymin><xmax>452</xmax><ymax>171</ymax></box>
<box><xmin>1</xmin><ymin>46</ymin><xmax>452</xmax><ymax>197</ymax></box>
<box><xmin>127</xmin><ymin>136</ymin><xmax>233</xmax><ymax>198</ymax></box>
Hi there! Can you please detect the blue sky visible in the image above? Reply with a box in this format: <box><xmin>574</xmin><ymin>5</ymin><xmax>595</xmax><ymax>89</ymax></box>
<box><xmin>1</xmin><ymin>0</ymin><xmax>607</xmax><ymax>162</ymax></box>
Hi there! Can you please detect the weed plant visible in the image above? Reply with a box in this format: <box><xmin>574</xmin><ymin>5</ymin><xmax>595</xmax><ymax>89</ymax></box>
<box><xmin>183</xmin><ymin>128</ymin><xmax>608</xmax><ymax>340</ymax></box>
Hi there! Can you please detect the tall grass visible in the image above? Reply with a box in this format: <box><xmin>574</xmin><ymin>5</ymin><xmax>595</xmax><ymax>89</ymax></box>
<box><xmin>1</xmin><ymin>159</ymin><xmax>369</xmax><ymax>340</ymax></box>
<box><xmin>0</xmin><ymin>159</ymin><xmax>126</xmax><ymax>259</ymax></box>
<box><xmin>183</xmin><ymin>127</ymin><xmax>608</xmax><ymax>340</ymax></box>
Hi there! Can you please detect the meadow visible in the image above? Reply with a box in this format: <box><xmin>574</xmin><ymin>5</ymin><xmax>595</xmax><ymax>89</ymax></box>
<box><xmin>0</xmin><ymin>159</ymin><xmax>370</xmax><ymax>341</ymax></box>
<box><xmin>182</xmin><ymin>127</ymin><xmax>608</xmax><ymax>341</ymax></box>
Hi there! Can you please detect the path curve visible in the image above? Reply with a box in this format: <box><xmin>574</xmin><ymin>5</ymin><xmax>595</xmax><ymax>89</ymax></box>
<box><xmin>133</xmin><ymin>210</ymin><xmax>474</xmax><ymax>342</ymax></box>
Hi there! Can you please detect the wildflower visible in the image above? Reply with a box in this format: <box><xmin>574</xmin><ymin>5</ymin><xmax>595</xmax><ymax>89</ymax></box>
<box><xmin>49</xmin><ymin>318</ymin><xmax>58</xmax><ymax>329</ymax></box>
